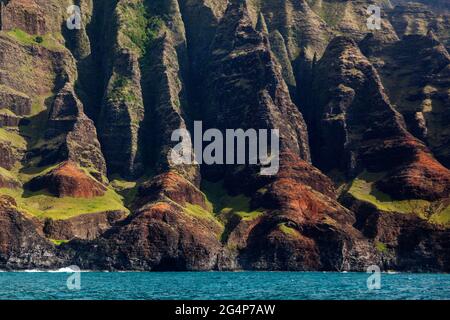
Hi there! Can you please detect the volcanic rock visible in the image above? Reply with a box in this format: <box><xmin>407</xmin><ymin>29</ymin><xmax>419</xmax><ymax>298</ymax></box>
<box><xmin>27</xmin><ymin>161</ymin><xmax>106</xmax><ymax>198</ymax></box>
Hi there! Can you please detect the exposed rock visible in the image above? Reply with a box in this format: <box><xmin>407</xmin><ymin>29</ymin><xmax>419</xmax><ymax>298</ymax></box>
<box><xmin>362</xmin><ymin>32</ymin><xmax>450</xmax><ymax>168</ymax></box>
<box><xmin>309</xmin><ymin>36</ymin><xmax>450</xmax><ymax>201</ymax></box>
<box><xmin>42</xmin><ymin>210</ymin><xmax>127</xmax><ymax>241</ymax></box>
<box><xmin>343</xmin><ymin>193</ymin><xmax>450</xmax><ymax>272</ymax></box>
<box><xmin>0</xmin><ymin>85</ymin><xmax>31</xmax><ymax>115</ymax></box>
<box><xmin>232</xmin><ymin>151</ymin><xmax>379</xmax><ymax>271</ymax></box>
<box><xmin>43</xmin><ymin>83</ymin><xmax>107</xmax><ymax>177</ymax></box>
<box><xmin>269</xmin><ymin>30</ymin><xmax>297</xmax><ymax>91</ymax></box>
<box><xmin>0</xmin><ymin>195</ymin><xmax>63</xmax><ymax>270</ymax></box>
<box><xmin>68</xmin><ymin>200</ymin><xmax>225</xmax><ymax>271</ymax></box>
<box><xmin>388</xmin><ymin>2</ymin><xmax>450</xmax><ymax>50</ymax></box>
<box><xmin>0</xmin><ymin>109</ymin><xmax>21</xmax><ymax>127</ymax></box>
<box><xmin>27</xmin><ymin>161</ymin><xmax>106</xmax><ymax>198</ymax></box>
<box><xmin>0</xmin><ymin>140</ymin><xmax>22</xmax><ymax>170</ymax></box>
<box><xmin>142</xmin><ymin>33</ymin><xmax>199</xmax><ymax>185</ymax></box>
<box><xmin>0</xmin><ymin>0</ymin><xmax>47</xmax><ymax>35</ymax></box>
<box><xmin>137</xmin><ymin>171</ymin><xmax>208</xmax><ymax>211</ymax></box>
<box><xmin>376</xmin><ymin>152</ymin><xmax>450</xmax><ymax>201</ymax></box>
<box><xmin>0</xmin><ymin>0</ymin><xmax>449</xmax><ymax>272</ymax></box>
<box><xmin>0</xmin><ymin>169</ymin><xmax>20</xmax><ymax>189</ymax></box>
<box><xmin>99</xmin><ymin>49</ymin><xmax>144</xmax><ymax>178</ymax></box>
<box><xmin>203</xmin><ymin>0</ymin><xmax>310</xmax><ymax>161</ymax></box>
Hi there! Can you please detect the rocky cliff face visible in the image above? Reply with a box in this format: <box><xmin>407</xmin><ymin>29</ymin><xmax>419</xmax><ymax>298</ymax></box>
<box><xmin>0</xmin><ymin>0</ymin><xmax>449</xmax><ymax>271</ymax></box>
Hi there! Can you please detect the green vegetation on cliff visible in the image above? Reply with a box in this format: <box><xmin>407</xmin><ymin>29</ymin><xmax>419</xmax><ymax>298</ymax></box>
<box><xmin>0</xmin><ymin>128</ymin><xmax>26</xmax><ymax>149</ymax></box>
<box><xmin>0</xmin><ymin>187</ymin><xmax>128</xmax><ymax>220</ymax></box>
<box><xmin>0</xmin><ymin>164</ymin><xmax>129</xmax><ymax>220</ymax></box>
<box><xmin>5</xmin><ymin>28</ymin><xmax>64</xmax><ymax>51</ymax></box>
<box><xmin>348</xmin><ymin>171</ymin><xmax>450</xmax><ymax>226</ymax></box>
<box><xmin>50</xmin><ymin>239</ymin><xmax>69</xmax><ymax>246</ymax></box>
<box><xmin>278</xmin><ymin>223</ymin><xmax>300</xmax><ymax>238</ymax></box>
<box><xmin>202</xmin><ymin>180</ymin><xmax>264</xmax><ymax>221</ymax></box>
<box><xmin>117</xmin><ymin>0</ymin><xmax>163</xmax><ymax>55</ymax></box>
<box><xmin>348</xmin><ymin>171</ymin><xmax>430</xmax><ymax>217</ymax></box>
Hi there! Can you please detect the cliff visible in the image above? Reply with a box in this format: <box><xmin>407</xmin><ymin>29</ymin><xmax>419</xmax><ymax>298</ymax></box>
<box><xmin>0</xmin><ymin>0</ymin><xmax>448</xmax><ymax>271</ymax></box>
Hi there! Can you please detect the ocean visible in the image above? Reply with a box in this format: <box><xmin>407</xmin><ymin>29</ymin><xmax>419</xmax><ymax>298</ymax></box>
<box><xmin>0</xmin><ymin>271</ymin><xmax>449</xmax><ymax>300</ymax></box>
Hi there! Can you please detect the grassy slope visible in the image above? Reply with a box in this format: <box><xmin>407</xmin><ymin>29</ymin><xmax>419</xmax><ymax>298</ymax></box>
<box><xmin>0</xmin><ymin>186</ymin><xmax>128</xmax><ymax>220</ymax></box>
<box><xmin>348</xmin><ymin>171</ymin><xmax>450</xmax><ymax>226</ymax></box>
<box><xmin>202</xmin><ymin>180</ymin><xmax>264</xmax><ymax>221</ymax></box>
<box><xmin>0</xmin><ymin>24</ymin><xmax>131</xmax><ymax>220</ymax></box>
<box><xmin>5</xmin><ymin>28</ymin><xmax>64</xmax><ymax>51</ymax></box>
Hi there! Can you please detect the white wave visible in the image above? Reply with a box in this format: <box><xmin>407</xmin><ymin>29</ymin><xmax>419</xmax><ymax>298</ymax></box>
<box><xmin>20</xmin><ymin>268</ymin><xmax>91</xmax><ymax>273</ymax></box>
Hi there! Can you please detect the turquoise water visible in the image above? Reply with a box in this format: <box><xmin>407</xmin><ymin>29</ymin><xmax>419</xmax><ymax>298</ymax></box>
<box><xmin>0</xmin><ymin>272</ymin><xmax>449</xmax><ymax>300</ymax></box>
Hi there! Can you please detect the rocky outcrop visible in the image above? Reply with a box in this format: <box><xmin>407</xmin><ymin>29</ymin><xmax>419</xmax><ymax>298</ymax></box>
<box><xmin>0</xmin><ymin>85</ymin><xmax>31</xmax><ymax>115</ymax></box>
<box><xmin>0</xmin><ymin>195</ymin><xmax>62</xmax><ymax>270</ymax></box>
<box><xmin>389</xmin><ymin>2</ymin><xmax>450</xmax><ymax>50</ymax></box>
<box><xmin>68</xmin><ymin>201</ymin><xmax>226</xmax><ymax>271</ymax></box>
<box><xmin>99</xmin><ymin>49</ymin><xmax>145</xmax><ymax>178</ymax></box>
<box><xmin>238</xmin><ymin>151</ymin><xmax>378</xmax><ymax>270</ymax></box>
<box><xmin>0</xmin><ymin>0</ymin><xmax>47</xmax><ymax>35</ymax></box>
<box><xmin>343</xmin><ymin>194</ymin><xmax>450</xmax><ymax>272</ymax></box>
<box><xmin>136</xmin><ymin>171</ymin><xmax>208</xmax><ymax>210</ymax></box>
<box><xmin>362</xmin><ymin>32</ymin><xmax>450</xmax><ymax>168</ymax></box>
<box><xmin>0</xmin><ymin>138</ymin><xmax>24</xmax><ymax>170</ymax></box>
<box><xmin>34</xmin><ymin>84</ymin><xmax>107</xmax><ymax>178</ymax></box>
<box><xmin>66</xmin><ymin>170</ymin><xmax>227</xmax><ymax>270</ymax></box>
<box><xmin>203</xmin><ymin>0</ymin><xmax>310</xmax><ymax>161</ymax></box>
<box><xmin>27</xmin><ymin>161</ymin><xmax>106</xmax><ymax>198</ymax></box>
<box><xmin>309</xmin><ymin>36</ymin><xmax>450</xmax><ymax>201</ymax></box>
<box><xmin>142</xmin><ymin>32</ymin><xmax>199</xmax><ymax>185</ymax></box>
<box><xmin>42</xmin><ymin>210</ymin><xmax>127</xmax><ymax>241</ymax></box>
<box><xmin>0</xmin><ymin>110</ymin><xmax>21</xmax><ymax>127</ymax></box>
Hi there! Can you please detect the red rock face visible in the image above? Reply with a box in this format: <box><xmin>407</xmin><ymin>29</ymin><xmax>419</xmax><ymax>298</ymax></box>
<box><xmin>310</xmin><ymin>36</ymin><xmax>450</xmax><ymax>201</ymax></box>
<box><xmin>68</xmin><ymin>201</ymin><xmax>225</xmax><ymax>271</ymax></box>
<box><xmin>27</xmin><ymin>161</ymin><xmax>106</xmax><ymax>198</ymax></box>
<box><xmin>218</xmin><ymin>151</ymin><xmax>379</xmax><ymax>270</ymax></box>
<box><xmin>137</xmin><ymin>171</ymin><xmax>208</xmax><ymax>210</ymax></box>
<box><xmin>0</xmin><ymin>0</ymin><xmax>449</xmax><ymax>272</ymax></box>
<box><xmin>377</xmin><ymin>151</ymin><xmax>450</xmax><ymax>201</ymax></box>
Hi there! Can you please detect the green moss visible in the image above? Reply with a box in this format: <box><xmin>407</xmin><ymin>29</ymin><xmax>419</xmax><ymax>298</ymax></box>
<box><xmin>0</xmin><ymin>167</ymin><xmax>19</xmax><ymax>186</ymax></box>
<box><xmin>108</xmin><ymin>75</ymin><xmax>140</xmax><ymax>105</ymax></box>
<box><xmin>375</xmin><ymin>241</ymin><xmax>388</xmax><ymax>253</ymax></box>
<box><xmin>117</xmin><ymin>1</ymin><xmax>163</xmax><ymax>55</ymax></box>
<box><xmin>185</xmin><ymin>203</ymin><xmax>217</xmax><ymax>221</ymax></box>
<box><xmin>50</xmin><ymin>239</ymin><xmax>69</xmax><ymax>246</ymax></box>
<box><xmin>348</xmin><ymin>171</ymin><xmax>430</xmax><ymax>218</ymax></box>
<box><xmin>0</xmin><ymin>187</ymin><xmax>129</xmax><ymax>220</ymax></box>
<box><xmin>0</xmin><ymin>128</ymin><xmax>27</xmax><ymax>149</ymax></box>
<box><xmin>5</xmin><ymin>29</ymin><xmax>63</xmax><ymax>51</ymax></box>
<box><xmin>17</xmin><ymin>163</ymin><xmax>60</xmax><ymax>184</ymax></box>
<box><xmin>0</xmin><ymin>109</ymin><xmax>17</xmax><ymax>117</ymax></box>
<box><xmin>110</xmin><ymin>177</ymin><xmax>138</xmax><ymax>207</ymax></box>
<box><xmin>278</xmin><ymin>223</ymin><xmax>299</xmax><ymax>237</ymax></box>
<box><xmin>202</xmin><ymin>180</ymin><xmax>264</xmax><ymax>220</ymax></box>
<box><xmin>429</xmin><ymin>205</ymin><xmax>450</xmax><ymax>226</ymax></box>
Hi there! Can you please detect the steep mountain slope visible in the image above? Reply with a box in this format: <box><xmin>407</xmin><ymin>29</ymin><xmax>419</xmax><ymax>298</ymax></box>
<box><xmin>0</xmin><ymin>0</ymin><xmax>448</xmax><ymax>271</ymax></box>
